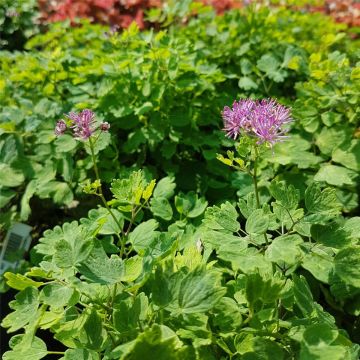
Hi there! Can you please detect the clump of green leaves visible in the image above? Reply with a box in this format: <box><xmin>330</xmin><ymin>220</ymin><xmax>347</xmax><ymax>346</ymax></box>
<box><xmin>2</xmin><ymin>171</ymin><xmax>360</xmax><ymax>358</ymax></box>
<box><xmin>0</xmin><ymin>3</ymin><xmax>357</xmax><ymax>228</ymax></box>
<box><xmin>1</xmin><ymin>3</ymin><xmax>360</xmax><ymax>356</ymax></box>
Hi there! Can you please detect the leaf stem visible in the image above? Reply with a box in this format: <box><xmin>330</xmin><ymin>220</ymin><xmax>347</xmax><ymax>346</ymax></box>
<box><xmin>252</xmin><ymin>146</ymin><xmax>261</xmax><ymax>209</ymax></box>
<box><xmin>252</xmin><ymin>146</ymin><xmax>269</xmax><ymax>246</ymax></box>
<box><xmin>88</xmin><ymin>136</ymin><xmax>123</xmax><ymax>236</ymax></box>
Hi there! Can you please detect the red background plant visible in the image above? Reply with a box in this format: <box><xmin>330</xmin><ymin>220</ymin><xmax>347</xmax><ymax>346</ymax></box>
<box><xmin>38</xmin><ymin>0</ymin><xmax>360</xmax><ymax>29</ymax></box>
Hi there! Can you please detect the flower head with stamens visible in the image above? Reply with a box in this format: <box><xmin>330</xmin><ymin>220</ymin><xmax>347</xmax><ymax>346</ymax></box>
<box><xmin>54</xmin><ymin>109</ymin><xmax>110</xmax><ymax>140</ymax></box>
<box><xmin>250</xmin><ymin>99</ymin><xmax>292</xmax><ymax>146</ymax></box>
<box><xmin>67</xmin><ymin>109</ymin><xmax>96</xmax><ymax>140</ymax></box>
<box><xmin>222</xmin><ymin>99</ymin><xmax>255</xmax><ymax>139</ymax></box>
<box><xmin>222</xmin><ymin>98</ymin><xmax>292</xmax><ymax>147</ymax></box>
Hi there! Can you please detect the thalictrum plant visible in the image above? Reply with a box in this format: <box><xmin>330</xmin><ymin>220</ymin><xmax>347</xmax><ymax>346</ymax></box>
<box><xmin>1</xmin><ymin>104</ymin><xmax>359</xmax><ymax>359</ymax></box>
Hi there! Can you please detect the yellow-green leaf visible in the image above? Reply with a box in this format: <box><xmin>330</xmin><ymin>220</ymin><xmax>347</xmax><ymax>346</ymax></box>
<box><xmin>4</xmin><ymin>272</ymin><xmax>44</xmax><ymax>291</ymax></box>
<box><xmin>142</xmin><ymin>180</ymin><xmax>156</xmax><ymax>201</ymax></box>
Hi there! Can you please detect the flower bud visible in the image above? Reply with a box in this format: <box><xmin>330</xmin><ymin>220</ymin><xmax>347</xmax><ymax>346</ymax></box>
<box><xmin>100</xmin><ymin>122</ymin><xmax>110</xmax><ymax>132</ymax></box>
<box><xmin>54</xmin><ymin>120</ymin><xmax>67</xmax><ymax>136</ymax></box>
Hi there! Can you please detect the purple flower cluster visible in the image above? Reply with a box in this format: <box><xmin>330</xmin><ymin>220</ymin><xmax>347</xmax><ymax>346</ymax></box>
<box><xmin>222</xmin><ymin>99</ymin><xmax>292</xmax><ymax>146</ymax></box>
<box><xmin>54</xmin><ymin>109</ymin><xmax>110</xmax><ymax>139</ymax></box>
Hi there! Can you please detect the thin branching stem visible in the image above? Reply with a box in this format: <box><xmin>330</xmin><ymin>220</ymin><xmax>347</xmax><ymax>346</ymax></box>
<box><xmin>88</xmin><ymin>136</ymin><xmax>124</xmax><ymax>238</ymax></box>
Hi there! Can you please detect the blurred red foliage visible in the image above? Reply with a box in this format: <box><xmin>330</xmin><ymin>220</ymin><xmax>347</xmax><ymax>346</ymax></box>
<box><xmin>38</xmin><ymin>0</ymin><xmax>360</xmax><ymax>29</ymax></box>
<box><xmin>38</xmin><ymin>0</ymin><xmax>161</xmax><ymax>29</ymax></box>
<box><xmin>315</xmin><ymin>0</ymin><xmax>360</xmax><ymax>27</ymax></box>
<box><xmin>200</xmin><ymin>0</ymin><xmax>243</xmax><ymax>14</ymax></box>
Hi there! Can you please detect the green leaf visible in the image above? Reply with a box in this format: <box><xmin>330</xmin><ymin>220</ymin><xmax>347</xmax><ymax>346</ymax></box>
<box><xmin>213</xmin><ymin>297</ymin><xmax>242</xmax><ymax>334</ymax></box>
<box><xmin>343</xmin><ymin>217</ymin><xmax>360</xmax><ymax>239</ymax></box>
<box><xmin>4</xmin><ymin>272</ymin><xmax>44</xmax><ymax>291</ymax></box>
<box><xmin>55</xmin><ymin>134</ymin><xmax>77</xmax><ymax>153</ymax></box>
<box><xmin>239</xmin><ymin>337</ymin><xmax>285</xmax><ymax>360</ymax></box>
<box><xmin>188</xmin><ymin>197</ymin><xmax>208</xmax><ymax>218</ymax></box>
<box><xmin>292</xmin><ymin>275</ymin><xmax>316</xmax><ymax>317</ymax></box>
<box><xmin>0</xmin><ymin>163</ymin><xmax>24</xmax><ymax>187</ymax></box>
<box><xmin>238</xmin><ymin>76</ymin><xmax>258</xmax><ymax>90</ymax></box>
<box><xmin>20</xmin><ymin>180</ymin><xmax>37</xmax><ymax>220</ymax></box>
<box><xmin>245</xmin><ymin>272</ymin><xmax>285</xmax><ymax>308</ymax></box>
<box><xmin>111</xmin><ymin>170</ymin><xmax>146</xmax><ymax>206</ymax></box>
<box><xmin>53</xmin><ymin>182</ymin><xmax>74</xmax><ymax>205</ymax></box>
<box><xmin>333</xmin><ymin>247</ymin><xmax>360</xmax><ymax>288</ymax></box>
<box><xmin>60</xmin><ymin>153</ymin><xmax>74</xmax><ymax>182</ymax></box>
<box><xmin>54</xmin><ymin>235</ymin><xmax>93</xmax><ymax>269</ymax></box>
<box><xmin>245</xmin><ymin>209</ymin><xmax>269</xmax><ymax>235</ymax></box>
<box><xmin>152</xmin><ymin>266</ymin><xmax>182</xmax><ymax>309</ymax></box>
<box><xmin>269</xmin><ymin>180</ymin><xmax>299</xmax><ymax>210</ymax></box>
<box><xmin>63</xmin><ymin>349</ymin><xmax>99</xmax><ymax>360</ymax></box>
<box><xmin>216</xmin><ymin>234</ymin><xmax>249</xmax><ymax>260</ymax></box>
<box><xmin>0</xmin><ymin>187</ymin><xmax>16</xmax><ymax>208</ymax></box>
<box><xmin>77</xmin><ymin>242</ymin><xmax>125</xmax><ymax>284</ymax></box>
<box><xmin>37</xmin><ymin>221</ymin><xmax>94</xmax><ymax>265</ymax></box>
<box><xmin>265</xmin><ymin>136</ymin><xmax>322</xmax><ymax>169</ymax></box>
<box><xmin>150</xmin><ymin>197</ymin><xmax>173</xmax><ymax>221</ymax></box>
<box><xmin>176</xmin><ymin>313</ymin><xmax>211</xmax><ymax>348</ymax></box>
<box><xmin>292</xmin><ymin>275</ymin><xmax>333</xmax><ymax>324</ymax></box>
<box><xmin>3</xmin><ymin>336</ymin><xmax>47</xmax><ymax>360</ymax></box>
<box><xmin>203</xmin><ymin>202</ymin><xmax>240</xmax><ymax>233</ymax></box>
<box><xmin>238</xmin><ymin>192</ymin><xmax>257</xmax><ymax>219</ymax></box>
<box><xmin>110</xmin><ymin>324</ymin><xmax>183</xmax><ymax>360</ymax></box>
<box><xmin>1</xmin><ymin>287</ymin><xmax>39</xmax><ymax>332</ymax></box>
<box><xmin>229</xmin><ymin>247</ymin><xmax>273</xmax><ymax>274</ymax></box>
<box><xmin>113</xmin><ymin>292</ymin><xmax>148</xmax><ymax>332</ymax></box>
<box><xmin>304</xmin><ymin>183</ymin><xmax>341</xmax><ymax>221</ymax></box>
<box><xmin>80</xmin><ymin>309</ymin><xmax>105</xmax><ymax>351</ymax></box>
<box><xmin>272</xmin><ymin>204</ymin><xmax>303</xmax><ymax>228</ymax></box>
<box><xmin>265</xmin><ymin>234</ymin><xmax>303</xmax><ymax>266</ymax></box>
<box><xmin>135</xmin><ymin>101</ymin><xmax>153</xmax><ymax>115</ymax></box>
<box><xmin>311</xmin><ymin>222</ymin><xmax>352</xmax><ymax>249</ymax></box>
<box><xmin>315</xmin><ymin>127</ymin><xmax>347</xmax><ymax>156</ymax></box>
<box><xmin>84</xmin><ymin>131</ymin><xmax>111</xmax><ymax>155</ymax></box>
<box><xmin>178</xmin><ymin>266</ymin><xmax>226</xmax><ymax>314</ymax></box>
<box><xmin>174</xmin><ymin>192</ymin><xmax>207</xmax><ymax>218</ymax></box>
<box><xmin>332</xmin><ymin>139</ymin><xmax>360</xmax><ymax>171</ymax></box>
<box><xmin>129</xmin><ymin>219</ymin><xmax>159</xmax><ymax>253</ymax></box>
<box><xmin>84</xmin><ymin>207</ymin><xmax>124</xmax><ymax>235</ymax></box>
<box><xmin>153</xmin><ymin>176</ymin><xmax>176</xmax><ymax>199</ymax></box>
<box><xmin>122</xmin><ymin>256</ymin><xmax>143</xmax><ymax>282</ymax></box>
<box><xmin>39</xmin><ymin>283</ymin><xmax>77</xmax><ymax>307</ymax></box>
<box><xmin>314</xmin><ymin>165</ymin><xmax>357</xmax><ymax>186</ymax></box>
<box><xmin>302</xmin><ymin>246</ymin><xmax>334</xmax><ymax>284</ymax></box>
<box><xmin>299</xmin><ymin>324</ymin><xmax>347</xmax><ymax>360</ymax></box>
<box><xmin>257</xmin><ymin>54</ymin><xmax>286</xmax><ymax>82</ymax></box>
<box><xmin>142</xmin><ymin>179</ymin><xmax>156</xmax><ymax>201</ymax></box>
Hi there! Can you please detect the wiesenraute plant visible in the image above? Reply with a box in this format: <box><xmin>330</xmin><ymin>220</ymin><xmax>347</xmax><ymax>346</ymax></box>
<box><xmin>1</xmin><ymin>103</ymin><xmax>359</xmax><ymax>359</ymax></box>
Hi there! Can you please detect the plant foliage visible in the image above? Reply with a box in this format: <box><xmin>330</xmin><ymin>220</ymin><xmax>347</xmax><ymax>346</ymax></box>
<box><xmin>0</xmin><ymin>2</ymin><xmax>360</xmax><ymax>358</ymax></box>
<box><xmin>2</xmin><ymin>170</ymin><xmax>360</xmax><ymax>358</ymax></box>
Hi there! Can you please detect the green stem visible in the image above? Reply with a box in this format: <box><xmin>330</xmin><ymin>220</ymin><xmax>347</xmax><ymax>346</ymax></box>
<box><xmin>252</xmin><ymin>146</ymin><xmax>260</xmax><ymax>209</ymax></box>
<box><xmin>88</xmin><ymin>137</ymin><xmax>123</xmax><ymax>236</ymax></box>
<box><xmin>108</xmin><ymin>283</ymin><xmax>118</xmax><ymax>320</ymax></box>
<box><xmin>252</xmin><ymin>146</ymin><xmax>269</xmax><ymax>246</ymax></box>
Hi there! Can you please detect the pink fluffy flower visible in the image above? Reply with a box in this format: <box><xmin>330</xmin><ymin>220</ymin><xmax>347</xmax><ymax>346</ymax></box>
<box><xmin>222</xmin><ymin>98</ymin><xmax>292</xmax><ymax>146</ymax></box>
<box><xmin>250</xmin><ymin>99</ymin><xmax>292</xmax><ymax>146</ymax></box>
<box><xmin>54</xmin><ymin>109</ymin><xmax>109</xmax><ymax>140</ymax></box>
<box><xmin>67</xmin><ymin>109</ymin><xmax>96</xmax><ymax>140</ymax></box>
<box><xmin>222</xmin><ymin>99</ymin><xmax>255</xmax><ymax>139</ymax></box>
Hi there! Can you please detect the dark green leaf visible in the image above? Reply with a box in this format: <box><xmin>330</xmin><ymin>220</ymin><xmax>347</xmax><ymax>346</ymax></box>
<box><xmin>178</xmin><ymin>266</ymin><xmax>226</xmax><ymax>314</ymax></box>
